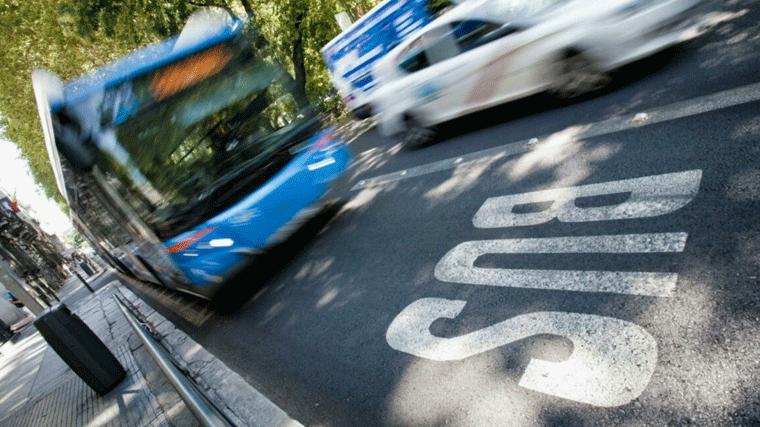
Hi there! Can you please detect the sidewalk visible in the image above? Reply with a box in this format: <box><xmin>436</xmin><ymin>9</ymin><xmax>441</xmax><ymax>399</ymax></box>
<box><xmin>0</xmin><ymin>271</ymin><xmax>303</xmax><ymax>427</ymax></box>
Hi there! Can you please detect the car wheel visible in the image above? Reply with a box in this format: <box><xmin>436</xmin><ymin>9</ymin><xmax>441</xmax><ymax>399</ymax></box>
<box><xmin>402</xmin><ymin>116</ymin><xmax>436</xmax><ymax>147</ymax></box>
<box><xmin>553</xmin><ymin>53</ymin><xmax>611</xmax><ymax>99</ymax></box>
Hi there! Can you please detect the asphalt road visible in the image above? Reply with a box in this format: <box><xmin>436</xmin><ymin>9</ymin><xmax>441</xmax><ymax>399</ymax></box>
<box><xmin>125</xmin><ymin>1</ymin><xmax>760</xmax><ymax>426</ymax></box>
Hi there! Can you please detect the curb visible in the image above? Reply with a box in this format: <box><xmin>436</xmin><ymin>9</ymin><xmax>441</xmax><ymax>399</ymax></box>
<box><xmin>114</xmin><ymin>283</ymin><xmax>305</xmax><ymax>427</ymax></box>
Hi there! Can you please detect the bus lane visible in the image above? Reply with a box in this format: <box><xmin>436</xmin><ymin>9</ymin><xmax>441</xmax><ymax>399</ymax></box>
<box><xmin>125</xmin><ymin>97</ymin><xmax>760</xmax><ymax>427</ymax></box>
<box><xmin>371</xmin><ymin>101</ymin><xmax>760</xmax><ymax>426</ymax></box>
<box><xmin>387</xmin><ymin>169</ymin><xmax>703</xmax><ymax>408</ymax></box>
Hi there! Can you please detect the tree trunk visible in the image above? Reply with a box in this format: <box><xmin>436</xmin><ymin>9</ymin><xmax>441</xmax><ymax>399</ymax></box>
<box><xmin>290</xmin><ymin>12</ymin><xmax>310</xmax><ymax>109</ymax></box>
<box><xmin>238</xmin><ymin>0</ymin><xmax>254</xmax><ymax>17</ymax></box>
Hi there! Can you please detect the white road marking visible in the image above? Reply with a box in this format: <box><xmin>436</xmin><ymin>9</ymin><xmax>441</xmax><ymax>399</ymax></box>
<box><xmin>473</xmin><ymin>170</ymin><xmax>702</xmax><ymax>228</ymax></box>
<box><xmin>384</xmin><ymin>162</ymin><xmax>705</xmax><ymax>404</ymax></box>
<box><xmin>352</xmin><ymin>81</ymin><xmax>760</xmax><ymax>191</ymax></box>
<box><xmin>434</xmin><ymin>233</ymin><xmax>687</xmax><ymax>297</ymax></box>
<box><xmin>386</xmin><ymin>298</ymin><xmax>658</xmax><ymax>407</ymax></box>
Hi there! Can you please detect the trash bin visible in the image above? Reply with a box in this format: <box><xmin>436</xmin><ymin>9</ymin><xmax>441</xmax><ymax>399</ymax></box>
<box><xmin>0</xmin><ymin>319</ymin><xmax>12</xmax><ymax>341</ymax></box>
<box><xmin>79</xmin><ymin>261</ymin><xmax>94</xmax><ymax>276</ymax></box>
<box><xmin>34</xmin><ymin>304</ymin><xmax>126</xmax><ymax>395</ymax></box>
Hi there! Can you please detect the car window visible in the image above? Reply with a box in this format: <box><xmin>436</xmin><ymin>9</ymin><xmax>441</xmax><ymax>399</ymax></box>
<box><xmin>452</xmin><ymin>20</ymin><xmax>517</xmax><ymax>52</ymax></box>
<box><xmin>423</xmin><ymin>25</ymin><xmax>460</xmax><ymax>64</ymax></box>
<box><xmin>397</xmin><ymin>37</ymin><xmax>430</xmax><ymax>73</ymax></box>
<box><xmin>396</xmin><ymin>20</ymin><xmax>522</xmax><ymax>74</ymax></box>
<box><xmin>396</xmin><ymin>25</ymin><xmax>460</xmax><ymax>73</ymax></box>
<box><xmin>398</xmin><ymin>50</ymin><xmax>429</xmax><ymax>73</ymax></box>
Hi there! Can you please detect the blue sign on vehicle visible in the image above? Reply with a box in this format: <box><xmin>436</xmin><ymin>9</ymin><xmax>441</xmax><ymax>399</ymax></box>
<box><xmin>322</xmin><ymin>0</ymin><xmax>432</xmax><ymax>95</ymax></box>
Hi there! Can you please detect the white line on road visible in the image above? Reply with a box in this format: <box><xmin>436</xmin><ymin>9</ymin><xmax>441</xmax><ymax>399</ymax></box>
<box><xmin>352</xmin><ymin>81</ymin><xmax>760</xmax><ymax>190</ymax></box>
<box><xmin>433</xmin><ymin>233</ymin><xmax>689</xmax><ymax>297</ymax></box>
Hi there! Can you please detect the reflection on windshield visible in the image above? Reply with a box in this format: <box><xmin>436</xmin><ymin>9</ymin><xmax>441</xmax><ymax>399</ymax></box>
<box><xmin>63</xmin><ymin>41</ymin><xmax>320</xmax><ymax>240</ymax></box>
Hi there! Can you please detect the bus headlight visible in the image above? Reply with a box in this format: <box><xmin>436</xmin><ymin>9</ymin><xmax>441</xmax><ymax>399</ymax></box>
<box><xmin>306</xmin><ymin>157</ymin><xmax>336</xmax><ymax>171</ymax></box>
<box><xmin>209</xmin><ymin>238</ymin><xmax>235</xmax><ymax>247</ymax></box>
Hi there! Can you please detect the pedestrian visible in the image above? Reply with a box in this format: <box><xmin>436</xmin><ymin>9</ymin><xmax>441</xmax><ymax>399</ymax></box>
<box><xmin>5</xmin><ymin>291</ymin><xmax>24</xmax><ymax>308</ymax></box>
<box><xmin>5</xmin><ymin>291</ymin><xmax>34</xmax><ymax>317</ymax></box>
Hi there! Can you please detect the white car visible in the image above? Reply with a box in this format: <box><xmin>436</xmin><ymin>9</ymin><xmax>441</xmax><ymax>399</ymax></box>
<box><xmin>370</xmin><ymin>0</ymin><xmax>705</xmax><ymax>145</ymax></box>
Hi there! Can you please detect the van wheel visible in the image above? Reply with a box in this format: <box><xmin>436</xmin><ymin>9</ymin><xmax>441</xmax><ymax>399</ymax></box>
<box><xmin>553</xmin><ymin>53</ymin><xmax>611</xmax><ymax>99</ymax></box>
<box><xmin>402</xmin><ymin>116</ymin><xmax>436</xmax><ymax>147</ymax></box>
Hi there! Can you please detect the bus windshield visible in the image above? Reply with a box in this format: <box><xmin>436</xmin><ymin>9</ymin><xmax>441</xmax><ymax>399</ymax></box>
<box><xmin>54</xmin><ymin>37</ymin><xmax>320</xmax><ymax>240</ymax></box>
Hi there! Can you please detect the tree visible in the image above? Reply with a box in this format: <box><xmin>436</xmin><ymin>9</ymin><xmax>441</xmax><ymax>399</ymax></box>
<box><xmin>63</xmin><ymin>228</ymin><xmax>87</xmax><ymax>249</ymax></box>
<box><xmin>0</xmin><ymin>0</ymin><xmax>151</xmax><ymax>204</ymax></box>
<box><xmin>57</xmin><ymin>0</ymin><xmax>221</xmax><ymax>41</ymax></box>
<box><xmin>249</xmin><ymin>0</ymin><xmax>382</xmax><ymax>114</ymax></box>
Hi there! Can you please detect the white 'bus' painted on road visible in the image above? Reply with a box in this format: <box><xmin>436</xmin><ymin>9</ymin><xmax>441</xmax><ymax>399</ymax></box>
<box><xmin>473</xmin><ymin>170</ymin><xmax>702</xmax><ymax>228</ymax></box>
<box><xmin>386</xmin><ymin>298</ymin><xmax>658</xmax><ymax>407</ymax></box>
<box><xmin>434</xmin><ymin>233</ymin><xmax>688</xmax><ymax>297</ymax></box>
<box><xmin>386</xmin><ymin>170</ymin><xmax>704</xmax><ymax>408</ymax></box>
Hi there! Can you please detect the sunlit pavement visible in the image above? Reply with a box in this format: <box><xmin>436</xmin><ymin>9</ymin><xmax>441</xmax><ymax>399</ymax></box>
<box><xmin>0</xmin><ymin>273</ymin><xmax>174</xmax><ymax>427</ymax></box>
<box><xmin>0</xmin><ymin>272</ymin><xmax>304</xmax><ymax>426</ymax></box>
<box><xmin>121</xmin><ymin>1</ymin><xmax>760</xmax><ymax>426</ymax></box>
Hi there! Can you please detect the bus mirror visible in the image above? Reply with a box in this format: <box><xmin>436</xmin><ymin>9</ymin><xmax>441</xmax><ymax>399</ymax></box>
<box><xmin>32</xmin><ymin>69</ymin><xmax>85</xmax><ymax>198</ymax></box>
<box><xmin>32</xmin><ymin>70</ymin><xmax>95</xmax><ymax>172</ymax></box>
<box><xmin>53</xmin><ymin>116</ymin><xmax>95</xmax><ymax>171</ymax></box>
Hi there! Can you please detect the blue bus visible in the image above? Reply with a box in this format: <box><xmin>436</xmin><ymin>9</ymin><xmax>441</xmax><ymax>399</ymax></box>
<box><xmin>32</xmin><ymin>9</ymin><xmax>353</xmax><ymax>299</ymax></box>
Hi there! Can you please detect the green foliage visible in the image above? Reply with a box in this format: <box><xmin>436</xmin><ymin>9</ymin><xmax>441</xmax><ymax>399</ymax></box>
<box><xmin>250</xmin><ymin>0</ymin><xmax>382</xmax><ymax>114</ymax></box>
<box><xmin>0</xmin><ymin>0</ymin><xmax>211</xmax><ymax>204</ymax></box>
<box><xmin>63</xmin><ymin>228</ymin><xmax>86</xmax><ymax>249</ymax></box>
<box><xmin>425</xmin><ymin>0</ymin><xmax>457</xmax><ymax>17</ymax></box>
<box><xmin>57</xmin><ymin>0</ymin><xmax>228</xmax><ymax>41</ymax></box>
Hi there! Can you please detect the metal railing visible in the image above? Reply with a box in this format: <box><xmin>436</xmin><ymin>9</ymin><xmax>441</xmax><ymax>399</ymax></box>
<box><xmin>113</xmin><ymin>293</ymin><xmax>234</xmax><ymax>427</ymax></box>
